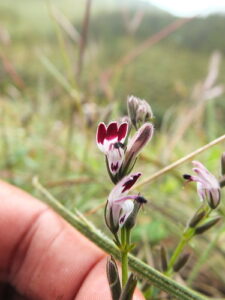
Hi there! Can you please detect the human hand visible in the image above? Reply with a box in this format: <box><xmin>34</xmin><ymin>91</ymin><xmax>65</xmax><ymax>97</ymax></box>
<box><xmin>0</xmin><ymin>181</ymin><xmax>144</xmax><ymax>300</ymax></box>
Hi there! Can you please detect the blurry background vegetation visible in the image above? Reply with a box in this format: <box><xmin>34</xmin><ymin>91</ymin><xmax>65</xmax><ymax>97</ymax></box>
<box><xmin>0</xmin><ymin>0</ymin><xmax>225</xmax><ymax>297</ymax></box>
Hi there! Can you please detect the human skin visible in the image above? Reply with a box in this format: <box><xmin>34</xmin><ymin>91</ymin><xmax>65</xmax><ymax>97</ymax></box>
<box><xmin>0</xmin><ymin>180</ymin><xmax>144</xmax><ymax>300</ymax></box>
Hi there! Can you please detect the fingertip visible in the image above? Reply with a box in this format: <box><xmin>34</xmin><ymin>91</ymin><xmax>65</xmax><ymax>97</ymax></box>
<box><xmin>76</xmin><ymin>257</ymin><xmax>145</xmax><ymax>300</ymax></box>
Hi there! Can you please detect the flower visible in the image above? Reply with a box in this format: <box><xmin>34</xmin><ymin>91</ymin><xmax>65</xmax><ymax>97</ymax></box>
<box><xmin>183</xmin><ymin>160</ymin><xmax>220</xmax><ymax>209</ymax></box>
<box><xmin>96</xmin><ymin>121</ymin><xmax>128</xmax><ymax>175</ymax></box>
<box><xmin>105</xmin><ymin>172</ymin><xmax>141</xmax><ymax>233</ymax></box>
<box><xmin>96</xmin><ymin>121</ymin><xmax>154</xmax><ymax>182</ymax></box>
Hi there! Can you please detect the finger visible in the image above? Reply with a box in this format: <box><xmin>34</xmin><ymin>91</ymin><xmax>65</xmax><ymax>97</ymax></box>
<box><xmin>0</xmin><ymin>181</ymin><xmax>144</xmax><ymax>300</ymax></box>
<box><xmin>0</xmin><ymin>283</ymin><xmax>27</xmax><ymax>300</ymax></box>
<box><xmin>76</xmin><ymin>257</ymin><xmax>145</xmax><ymax>300</ymax></box>
<box><xmin>0</xmin><ymin>180</ymin><xmax>104</xmax><ymax>299</ymax></box>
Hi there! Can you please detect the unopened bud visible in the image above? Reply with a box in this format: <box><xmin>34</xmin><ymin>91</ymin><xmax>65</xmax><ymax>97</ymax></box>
<box><xmin>127</xmin><ymin>95</ymin><xmax>153</xmax><ymax>129</ymax></box>
<box><xmin>122</xmin><ymin>123</ymin><xmax>154</xmax><ymax>175</ymax></box>
<box><xmin>173</xmin><ymin>253</ymin><xmax>190</xmax><ymax>272</ymax></box>
<box><xmin>221</xmin><ymin>152</ymin><xmax>225</xmax><ymax>175</ymax></box>
<box><xmin>160</xmin><ymin>245</ymin><xmax>168</xmax><ymax>272</ymax></box>
<box><xmin>195</xmin><ymin>216</ymin><xmax>221</xmax><ymax>235</ymax></box>
<box><xmin>136</xmin><ymin>100</ymin><xmax>153</xmax><ymax>125</ymax></box>
<box><xmin>119</xmin><ymin>273</ymin><xmax>137</xmax><ymax>300</ymax></box>
<box><xmin>106</xmin><ymin>256</ymin><xmax>121</xmax><ymax>300</ymax></box>
<box><xmin>127</xmin><ymin>95</ymin><xmax>139</xmax><ymax>128</ymax></box>
<box><xmin>188</xmin><ymin>210</ymin><xmax>206</xmax><ymax>228</ymax></box>
<box><xmin>124</xmin><ymin>196</ymin><xmax>147</xmax><ymax>230</ymax></box>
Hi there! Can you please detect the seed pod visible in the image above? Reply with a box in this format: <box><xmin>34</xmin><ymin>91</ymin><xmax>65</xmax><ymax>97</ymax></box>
<box><xmin>160</xmin><ymin>245</ymin><xmax>168</xmax><ymax>272</ymax></box>
<box><xmin>119</xmin><ymin>273</ymin><xmax>137</xmax><ymax>300</ymax></box>
<box><xmin>195</xmin><ymin>217</ymin><xmax>221</xmax><ymax>235</ymax></box>
<box><xmin>173</xmin><ymin>253</ymin><xmax>190</xmax><ymax>272</ymax></box>
<box><xmin>188</xmin><ymin>210</ymin><xmax>206</xmax><ymax>228</ymax></box>
<box><xmin>106</xmin><ymin>256</ymin><xmax>121</xmax><ymax>300</ymax></box>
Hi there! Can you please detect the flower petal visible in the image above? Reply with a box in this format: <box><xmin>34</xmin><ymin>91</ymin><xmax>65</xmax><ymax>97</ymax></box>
<box><xmin>96</xmin><ymin>122</ymin><xmax>107</xmax><ymax>152</ymax></box>
<box><xmin>121</xmin><ymin>172</ymin><xmax>141</xmax><ymax>193</ymax></box>
<box><xmin>106</xmin><ymin>122</ymin><xmax>118</xmax><ymax>141</ymax></box>
<box><xmin>107</xmin><ymin>147</ymin><xmax>124</xmax><ymax>175</ymax></box>
<box><xmin>119</xmin><ymin>200</ymin><xmax>134</xmax><ymax>227</ymax></box>
<box><xmin>108</xmin><ymin>172</ymin><xmax>141</xmax><ymax>203</ymax></box>
<box><xmin>118</xmin><ymin>122</ymin><xmax>128</xmax><ymax>142</ymax></box>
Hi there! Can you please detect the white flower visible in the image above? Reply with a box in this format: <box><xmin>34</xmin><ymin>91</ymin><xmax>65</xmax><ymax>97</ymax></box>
<box><xmin>96</xmin><ymin>121</ymin><xmax>128</xmax><ymax>175</ymax></box>
<box><xmin>183</xmin><ymin>161</ymin><xmax>220</xmax><ymax>209</ymax></box>
<box><xmin>105</xmin><ymin>172</ymin><xmax>141</xmax><ymax>231</ymax></box>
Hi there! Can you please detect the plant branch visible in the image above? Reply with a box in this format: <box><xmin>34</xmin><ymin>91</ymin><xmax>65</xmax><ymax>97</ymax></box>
<box><xmin>33</xmin><ymin>178</ymin><xmax>208</xmax><ymax>300</ymax></box>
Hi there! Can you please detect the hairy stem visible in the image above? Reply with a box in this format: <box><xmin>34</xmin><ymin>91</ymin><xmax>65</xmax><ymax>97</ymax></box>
<box><xmin>121</xmin><ymin>250</ymin><xmax>128</xmax><ymax>287</ymax></box>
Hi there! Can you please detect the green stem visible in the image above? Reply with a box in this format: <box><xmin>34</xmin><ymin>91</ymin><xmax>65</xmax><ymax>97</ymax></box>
<box><xmin>121</xmin><ymin>227</ymin><xmax>129</xmax><ymax>287</ymax></box>
<box><xmin>121</xmin><ymin>250</ymin><xmax>128</xmax><ymax>287</ymax></box>
<box><xmin>166</xmin><ymin>229</ymin><xmax>193</xmax><ymax>275</ymax></box>
<box><xmin>33</xmin><ymin>178</ymin><xmax>208</xmax><ymax>300</ymax></box>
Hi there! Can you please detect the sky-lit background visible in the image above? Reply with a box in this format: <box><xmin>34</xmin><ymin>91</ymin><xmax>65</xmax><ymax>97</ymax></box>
<box><xmin>146</xmin><ymin>0</ymin><xmax>225</xmax><ymax>16</ymax></box>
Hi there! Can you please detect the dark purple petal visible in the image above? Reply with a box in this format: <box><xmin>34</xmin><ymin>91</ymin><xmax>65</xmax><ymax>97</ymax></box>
<box><xmin>118</xmin><ymin>122</ymin><xmax>128</xmax><ymax>142</ymax></box>
<box><xmin>97</xmin><ymin>122</ymin><xmax>107</xmax><ymax>145</ymax></box>
<box><xmin>122</xmin><ymin>173</ymin><xmax>141</xmax><ymax>193</ymax></box>
<box><xmin>106</xmin><ymin>122</ymin><xmax>118</xmax><ymax>141</ymax></box>
<box><xmin>111</xmin><ymin>162</ymin><xmax>119</xmax><ymax>172</ymax></box>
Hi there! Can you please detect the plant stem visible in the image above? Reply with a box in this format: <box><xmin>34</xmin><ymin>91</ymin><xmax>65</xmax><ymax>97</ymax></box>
<box><xmin>121</xmin><ymin>227</ymin><xmax>129</xmax><ymax>287</ymax></box>
<box><xmin>33</xmin><ymin>178</ymin><xmax>208</xmax><ymax>300</ymax></box>
<box><xmin>121</xmin><ymin>250</ymin><xmax>128</xmax><ymax>287</ymax></box>
<box><xmin>166</xmin><ymin>206</ymin><xmax>211</xmax><ymax>276</ymax></box>
<box><xmin>166</xmin><ymin>229</ymin><xmax>193</xmax><ymax>275</ymax></box>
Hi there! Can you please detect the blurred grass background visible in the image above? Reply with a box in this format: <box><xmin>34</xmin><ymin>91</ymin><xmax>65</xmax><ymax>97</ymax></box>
<box><xmin>1</xmin><ymin>0</ymin><xmax>225</xmax><ymax>297</ymax></box>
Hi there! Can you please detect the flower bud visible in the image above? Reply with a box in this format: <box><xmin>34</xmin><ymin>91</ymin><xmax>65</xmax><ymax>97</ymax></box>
<box><xmin>173</xmin><ymin>253</ymin><xmax>190</xmax><ymax>272</ymax></box>
<box><xmin>195</xmin><ymin>216</ymin><xmax>221</xmax><ymax>235</ymax></box>
<box><xmin>160</xmin><ymin>245</ymin><xmax>168</xmax><ymax>272</ymax></box>
<box><xmin>127</xmin><ymin>95</ymin><xmax>153</xmax><ymax>129</ymax></box>
<box><xmin>119</xmin><ymin>273</ymin><xmax>137</xmax><ymax>300</ymax></box>
<box><xmin>106</xmin><ymin>256</ymin><xmax>121</xmax><ymax>300</ymax></box>
<box><xmin>127</xmin><ymin>95</ymin><xmax>139</xmax><ymax>128</ymax></box>
<box><xmin>122</xmin><ymin>123</ymin><xmax>154</xmax><ymax>175</ymax></box>
<box><xmin>188</xmin><ymin>210</ymin><xmax>206</xmax><ymax>228</ymax></box>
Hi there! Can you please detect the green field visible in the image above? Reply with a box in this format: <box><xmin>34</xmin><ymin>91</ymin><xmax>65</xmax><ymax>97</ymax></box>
<box><xmin>1</xmin><ymin>0</ymin><xmax>225</xmax><ymax>298</ymax></box>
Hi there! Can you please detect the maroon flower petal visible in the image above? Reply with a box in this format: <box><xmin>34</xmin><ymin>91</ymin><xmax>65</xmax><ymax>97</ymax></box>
<box><xmin>97</xmin><ymin>122</ymin><xmax>107</xmax><ymax>145</ymax></box>
<box><xmin>111</xmin><ymin>162</ymin><xmax>119</xmax><ymax>172</ymax></box>
<box><xmin>122</xmin><ymin>173</ymin><xmax>141</xmax><ymax>193</ymax></box>
<box><xmin>106</xmin><ymin>122</ymin><xmax>118</xmax><ymax>141</ymax></box>
<box><xmin>118</xmin><ymin>122</ymin><xmax>128</xmax><ymax>141</ymax></box>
